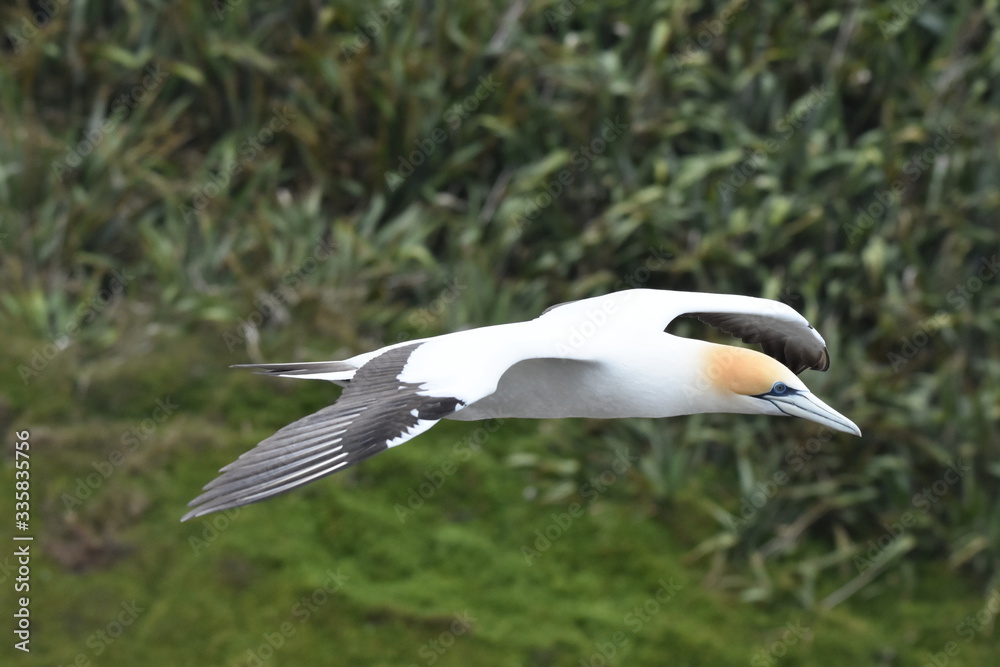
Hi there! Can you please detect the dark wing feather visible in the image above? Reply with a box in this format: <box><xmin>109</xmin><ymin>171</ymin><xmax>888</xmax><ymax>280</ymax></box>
<box><xmin>683</xmin><ymin>312</ymin><xmax>830</xmax><ymax>374</ymax></box>
<box><xmin>183</xmin><ymin>343</ymin><xmax>463</xmax><ymax>520</ymax></box>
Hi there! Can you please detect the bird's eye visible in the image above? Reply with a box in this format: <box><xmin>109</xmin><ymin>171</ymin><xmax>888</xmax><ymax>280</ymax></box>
<box><xmin>772</xmin><ymin>382</ymin><xmax>787</xmax><ymax>395</ymax></box>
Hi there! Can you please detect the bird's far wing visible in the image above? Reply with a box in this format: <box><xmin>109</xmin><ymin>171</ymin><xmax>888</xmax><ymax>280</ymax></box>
<box><xmin>674</xmin><ymin>293</ymin><xmax>831</xmax><ymax>374</ymax></box>
<box><xmin>183</xmin><ymin>343</ymin><xmax>466</xmax><ymax>520</ymax></box>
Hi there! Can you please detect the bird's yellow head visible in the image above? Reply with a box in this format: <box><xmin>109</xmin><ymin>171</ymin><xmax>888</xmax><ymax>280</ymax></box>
<box><xmin>700</xmin><ymin>344</ymin><xmax>860</xmax><ymax>435</ymax></box>
<box><xmin>703</xmin><ymin>345</ymin><xmax>801</xmax><ymax>396</ymax></box>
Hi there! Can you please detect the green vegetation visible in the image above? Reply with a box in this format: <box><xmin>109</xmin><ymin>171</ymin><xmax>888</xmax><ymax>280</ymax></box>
<box><xmin>1</xmin><ymin>0</ymin><xmax>998</xmax><ymax>664</ymax></box>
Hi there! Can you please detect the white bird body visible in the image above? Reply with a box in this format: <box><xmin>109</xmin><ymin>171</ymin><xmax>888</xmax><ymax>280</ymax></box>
<box><xmin>183</xmin><ymin>289</ymin><xmax>860</xmax><ymax>520</ymax></box>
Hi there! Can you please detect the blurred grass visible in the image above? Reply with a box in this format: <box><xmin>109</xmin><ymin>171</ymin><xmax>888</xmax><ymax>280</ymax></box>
<box><xmin>1</xmin><ymin>0</ymin><xmax>999</xmax><ymax>664</ymax></box>
<box><xmin>4</xmin><ymin>327</ymin><xmax>1000</xmax><ymax>665</ymax></box>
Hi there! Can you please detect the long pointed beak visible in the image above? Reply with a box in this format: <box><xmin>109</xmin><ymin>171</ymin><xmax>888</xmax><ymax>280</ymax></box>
<box><xmin>767</xmin><ymin>391</ymin><xmax>861</xmax><ymax>436</ymax></box>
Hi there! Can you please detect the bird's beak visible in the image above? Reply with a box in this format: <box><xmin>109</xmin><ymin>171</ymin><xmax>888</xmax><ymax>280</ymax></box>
<box><xmin>767</xmin><ymin>391</ymin><xmax>862</xmax><ymax>436</ymax></box>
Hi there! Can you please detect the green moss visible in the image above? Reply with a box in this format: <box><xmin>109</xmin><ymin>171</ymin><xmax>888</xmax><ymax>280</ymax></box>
<box><xmin>1</xmin><ymin>330</ymin><xmax>998</xmax><ymax>666</ymax></box>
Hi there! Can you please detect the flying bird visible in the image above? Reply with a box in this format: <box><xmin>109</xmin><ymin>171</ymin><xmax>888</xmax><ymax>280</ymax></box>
<box><xmin>183</xmin><ymin>289</ymin><xmax>860</xmax><ymax>520</ymax></box>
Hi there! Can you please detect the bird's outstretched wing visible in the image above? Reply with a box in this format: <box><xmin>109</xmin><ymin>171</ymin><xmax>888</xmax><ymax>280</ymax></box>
<box><xmin>539</xmin><ymin>290</ymin><xmax>830</xmax><ymax>374</ymax></box>
<box><xmin>182</xmin><ymin>343</ymin><xmax>464</xmax><ymax>520</ymax></box>
<box><xmin>677</xmin><ymin>294</ymin><xmax>830</xmax><ymax>374</ymax></box>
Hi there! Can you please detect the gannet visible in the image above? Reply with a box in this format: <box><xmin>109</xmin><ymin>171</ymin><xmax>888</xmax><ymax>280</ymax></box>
<box><xmin>183</xmin><ymin>289</ymin><xmax>860</xmax><ymax>520</ymax></box>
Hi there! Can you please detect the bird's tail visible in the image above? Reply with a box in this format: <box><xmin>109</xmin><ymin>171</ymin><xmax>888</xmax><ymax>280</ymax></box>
<box><xmin>232</xmin><ymin>360</ymin><xmax>358</xmax><ymax>383</ymax></box>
